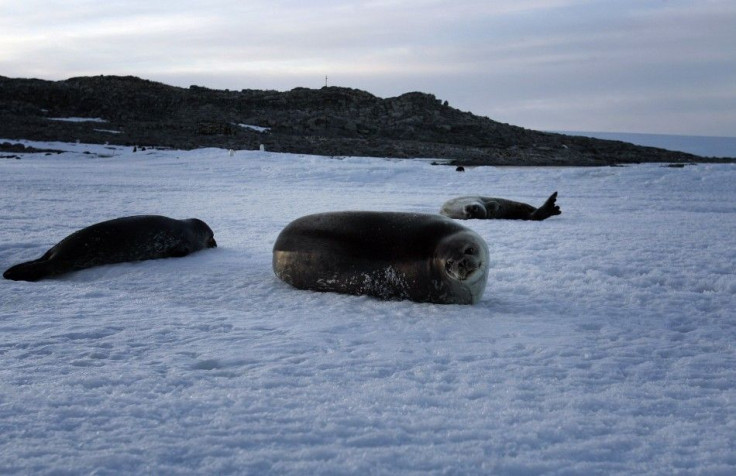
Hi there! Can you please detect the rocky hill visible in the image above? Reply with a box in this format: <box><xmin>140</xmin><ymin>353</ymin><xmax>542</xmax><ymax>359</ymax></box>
<box><xmin>0</xmin><ymin>75</ymin><xmax>727</xmax><ymax>165</ymax></box>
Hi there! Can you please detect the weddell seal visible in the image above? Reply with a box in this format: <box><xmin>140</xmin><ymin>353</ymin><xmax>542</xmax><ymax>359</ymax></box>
<box><xmin>440</xmin><ymin>192</ymin><xmax>561</xmax><ymax>221</ymax></box>
<box><xmin>3</xmin><ymin>215</ymin><xmax>217</xmax><ymax>282</ymax></box>
<box><xmin>272</xmin><ymin>211</ymin><xmax>489</xmax><ymax>304</ymax></box>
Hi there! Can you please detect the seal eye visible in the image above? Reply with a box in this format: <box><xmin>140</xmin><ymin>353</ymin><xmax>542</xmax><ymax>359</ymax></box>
<box><xmin>465</xmin><ymin>247</ymin><xmax>475</xmax><ymax>255</ymax></box>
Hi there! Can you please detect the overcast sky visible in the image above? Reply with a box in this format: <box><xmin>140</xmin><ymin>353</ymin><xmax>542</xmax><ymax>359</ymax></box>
<box><xmin>2</xmin><ymin>0</ymin><xmax>734</xmax><ymax>136</ymax></box>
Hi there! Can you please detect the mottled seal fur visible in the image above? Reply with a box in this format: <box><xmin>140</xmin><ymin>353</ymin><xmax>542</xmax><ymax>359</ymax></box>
<box><xmin>273</xmin><ymin>211</ymin><xmax>489</xmax><ymax>304</ymax></box>
<box><xmin>3</xmin><ymin>215</ymin><xmax>217</xmax><ymax>281</ymax></box>
<box><xmin>440</xmin><ymin>192</ymin><xmax>561</xmax><ymax>221</ymax></box>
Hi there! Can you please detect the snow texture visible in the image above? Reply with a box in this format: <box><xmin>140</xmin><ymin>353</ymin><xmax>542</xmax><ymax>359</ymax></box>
<box><xmin>47</xmin><ymin>117</ymin><xmax>109</xmax><ymax>123</ymax></box>
<box><xmin>1</xmin><ymin>141</ymin><xmax>735</xmax><ymax>475</ymax></box>
<box><xmin>237</xmin><ymin>124</ymin><xmax>271</xmax><ymax>133</ymax></box>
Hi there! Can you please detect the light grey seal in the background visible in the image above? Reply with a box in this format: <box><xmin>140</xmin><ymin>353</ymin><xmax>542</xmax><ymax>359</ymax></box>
<box><xmin>440</xmin><ymin>192</ymin><xmax>561</xmax><ymax>221</ymax></box>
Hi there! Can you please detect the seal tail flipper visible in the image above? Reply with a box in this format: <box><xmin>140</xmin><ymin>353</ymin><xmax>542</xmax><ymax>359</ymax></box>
<box><xmin>530</xmin><ymin>192</ymin><xmax>561</xmax><ymax>221</ymax></box>
<box><xmin>3</xmin><ymin>259</ymin><xmax>53</xmax><ymax>281</ymax></box>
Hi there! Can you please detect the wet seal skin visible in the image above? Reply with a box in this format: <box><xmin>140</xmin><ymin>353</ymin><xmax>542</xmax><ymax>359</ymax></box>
<box><xmin>440</xmin><ymin>192</ymin><xmax>561</xmax><ymax>221</ymax></box>
<box><xmin>273</xmin><ymin>211</ymin><xmax>489</xmax><ymax>305</ymax></box>
<box><xmin>4</xmin><ymin>215</ymin><xmax>217</xmax><ymax>281</ymax></box>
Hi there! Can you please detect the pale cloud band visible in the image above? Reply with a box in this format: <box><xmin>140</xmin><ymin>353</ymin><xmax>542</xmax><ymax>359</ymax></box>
<box><xmin>1</xmin><ymin>0</ymin><xmax>734</xmax><ymax>135</ymax></box>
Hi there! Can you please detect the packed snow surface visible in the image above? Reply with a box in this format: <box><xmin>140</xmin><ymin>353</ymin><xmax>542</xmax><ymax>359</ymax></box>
<box><xmin>47</xmin><ymin>117</ymin><xmax>109</xmax><ymax>123</ymax></box>
<box><xmin>1</xmin><ymin>141</ymin><xmax>735</xmax><ymax>474</ymax></box>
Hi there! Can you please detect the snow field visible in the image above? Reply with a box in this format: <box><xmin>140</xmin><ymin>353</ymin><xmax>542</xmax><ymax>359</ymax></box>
<box><xmin>1</xmin><ymin>141</ymin><xmax>734</xmax><ymax>474</ymax></box>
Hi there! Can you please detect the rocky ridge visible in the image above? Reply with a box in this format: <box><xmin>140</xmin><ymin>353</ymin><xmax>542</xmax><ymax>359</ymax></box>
<box><xmin>0</xmin><ymin>75</ymin><xmax>729</xmax><ymax>165</ymax></box>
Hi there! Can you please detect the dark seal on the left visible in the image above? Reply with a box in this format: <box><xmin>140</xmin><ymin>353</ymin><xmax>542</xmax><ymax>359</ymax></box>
<box><xmin>3</xmin><ymin>215</ymin><xmax>217</xmax><ymax>281</ymax></box>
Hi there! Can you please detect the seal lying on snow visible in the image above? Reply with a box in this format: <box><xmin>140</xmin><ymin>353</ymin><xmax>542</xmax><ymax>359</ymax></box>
<box><xmin>440</xmin><ymin>192</ymin><xmax>561</xmax><ymax>221</ymax></box>
<box><xmin>273</xmin><ymin>211</ymin><xmax>489</xmax><ymax>305</ymax></box>
<box><xmin>3</xmin><ymin>215</ymin><xmax>217</xmax><ymax>281</ymax></box>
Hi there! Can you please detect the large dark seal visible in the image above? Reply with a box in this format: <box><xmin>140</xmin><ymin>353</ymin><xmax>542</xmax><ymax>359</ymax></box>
<box><xmin>273</xmin><ymin>211</ymin><xmax>489</xmax><ymax>305</ymax></box>
<box><xmin>440</xmin><ymin>192</ymin><xmax>561</xmax><ymax>221</ymax></box>
<box><xmin>3</xmin><ymin>215</ymin><xmax>217</xmax><ymax>282</ymax></box>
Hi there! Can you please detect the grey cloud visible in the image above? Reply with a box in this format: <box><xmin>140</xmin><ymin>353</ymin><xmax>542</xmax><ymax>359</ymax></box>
<box><xmin>0</xmin><ymin>0</ymin><xmax>734</xmax><ymax>135</ymax></box>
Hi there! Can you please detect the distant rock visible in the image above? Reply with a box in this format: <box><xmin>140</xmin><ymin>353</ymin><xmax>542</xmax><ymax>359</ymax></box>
<box><xmin>0</xmin><ymin>75</ymin><xmax>730</xmax><ymax>165</ymax></box>
<box><xmin>0</xmin><ymin>141</ymin><xmax>63</xmax><ymax>156</ymax></box>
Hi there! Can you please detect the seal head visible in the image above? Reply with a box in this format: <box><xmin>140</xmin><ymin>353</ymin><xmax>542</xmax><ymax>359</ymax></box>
<box><xmin>433</xmin><ymin>230</ymin><xmax>489</xmax><ymax>304</ymax></box>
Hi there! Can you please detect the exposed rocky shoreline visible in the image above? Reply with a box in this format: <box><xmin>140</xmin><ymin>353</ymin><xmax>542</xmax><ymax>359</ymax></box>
<box><xmin>1</xmin><ymin>75</ymin><xmax>731</xmax><ymax>165</ymax></box>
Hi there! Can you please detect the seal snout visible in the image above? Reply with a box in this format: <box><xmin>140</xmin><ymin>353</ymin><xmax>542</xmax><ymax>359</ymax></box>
<box><xmin>208</xmin><ymin>237</ymin><xmax>217</xmax><ymax>248</ymax></box>
<box><xmin>445</xmin><ymin>255</ymin><xmax>482</xmax><ymax>281</ymax></box>
<box><xmin>463</xmin><ymin>203</ymin><xmax>486</xmax><ymax>219</ymax></box>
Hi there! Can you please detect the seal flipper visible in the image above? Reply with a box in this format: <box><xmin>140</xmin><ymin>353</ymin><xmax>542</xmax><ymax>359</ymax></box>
<box><xmin>167</xmin><ymin>243</ymin><xmax>193</xmax><ymax>258</ymax></box>
<box><xmin>530</xmin><ymin>192</ymin><xmax>561</xmax><ymax>221</ymax></box>
<box><xmin>3</xmin><ymin>258</ymin><xmax>55</xmax><ymax>281</ymax></box>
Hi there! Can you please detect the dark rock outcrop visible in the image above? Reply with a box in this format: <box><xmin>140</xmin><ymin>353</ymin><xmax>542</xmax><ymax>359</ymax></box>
<box><xmin>0</xmin><ymin>75</ymin><xmax>730</xmax><ymax>165</ymax></box>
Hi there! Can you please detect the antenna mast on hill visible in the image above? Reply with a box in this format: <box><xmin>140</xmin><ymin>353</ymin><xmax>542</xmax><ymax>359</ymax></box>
<box><xmin>325</xmin><ymin>75</ymin><xmax>328</xmax><ymax>87</ymax></box>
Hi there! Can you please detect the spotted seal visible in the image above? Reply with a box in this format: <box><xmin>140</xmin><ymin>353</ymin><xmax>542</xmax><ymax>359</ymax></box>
<box><xmin>273</xmin><ymin>211</ymin><xmax>489</xmax><ymax>304</ymax></box>
<box><xmin>440</xmin><ymin>192</ymin><xmax>561</xmax><ymax>220</ymax></box>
